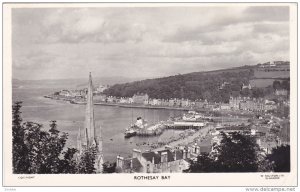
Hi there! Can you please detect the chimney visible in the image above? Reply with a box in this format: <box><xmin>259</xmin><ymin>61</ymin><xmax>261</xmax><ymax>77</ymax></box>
<box><xmin>196</xmin><ymin>146</ymin><xmax>200</xmax><ymax>154</ymax></box>
<box><xmin>117</xmin><ymin>155</ymin><xmax>124</xmax><ymax>168</ymax></box>
<box><xmin>187</xmin><ymin>149</ymin><xmax>191</xmax><ymax>158</ymax></box>
<box><xmin>116</xmin><ymin>155</ymin><xmax>120</xmax><ymax>167</ymax></box>
<box><xmin>174</xmin><ymin>151</ymin><xmax>177</xmax><ymax>161</ymax></box>
<box><xmin>183</xmin><ymin>149</ymin><xmax>187</xmax><ymax>159</ymax></box>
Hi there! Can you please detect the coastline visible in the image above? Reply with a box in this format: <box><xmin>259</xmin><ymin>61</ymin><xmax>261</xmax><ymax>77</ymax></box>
<box><xmin>44</xmin><ymin>95</ymin><xmax>191</xmax><ymax>111</ymax></box>
<box><xmin>96</xmin><ymin>102</ymin><xmax>190</xmax><ymax>111</ymax></box>
<box><xmin>44</xmin><ymin>95</ymin><xmax>255</xmax><ymax>117</ymax></box>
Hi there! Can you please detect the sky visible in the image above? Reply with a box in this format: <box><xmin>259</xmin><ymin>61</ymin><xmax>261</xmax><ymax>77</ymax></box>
<box><xmin>12</xmin><ymin>6</ymin><xmax>290</xmax><ymax>80</ymax></box>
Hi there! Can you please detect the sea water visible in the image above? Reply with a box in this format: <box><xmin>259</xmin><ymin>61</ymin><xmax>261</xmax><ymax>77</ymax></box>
<box><xmin>12</xmin><ymin>84</ymin><xmax>184</xmax><ymax>162</ymax></box>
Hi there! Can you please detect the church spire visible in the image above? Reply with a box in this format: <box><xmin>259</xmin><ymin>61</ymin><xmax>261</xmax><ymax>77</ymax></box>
<box><xmin>95</xmin><ymin>124</ymin><xmax>104</xmax><ymax>173</ymax></box>
<box><xmin>85</xmin><ymin>72</ymin><xmax>95</xmax><ymax>146</ymax></box>
<box><xmin>77</xmin><ymin>126</ymin><xmax>82</xmax><ymax>153</ymax></box>
<box><xmin>78</xmin><ymin>72</ymin><xmax>104</xmax><ymax>173</ymax></box>
<box><xmin>97</xmin><ymin>125</ymin><xmax>103</xmax><ymax>153</ymax></box>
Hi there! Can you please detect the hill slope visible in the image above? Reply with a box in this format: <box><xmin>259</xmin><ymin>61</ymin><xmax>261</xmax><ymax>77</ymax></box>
<box><xmin>103</xmin><ymin>64</ymin><xmax>290</xmax><ymax>103</ymax></box>
<box><xmin>103</xmin><ymin>66</ymin><xmax>256</xmax><ymax>102</ymax></box>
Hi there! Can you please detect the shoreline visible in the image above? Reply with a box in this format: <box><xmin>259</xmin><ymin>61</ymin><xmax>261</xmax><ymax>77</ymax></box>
<box><xmin>96</xmin><ymin>102</ymin><xmax>190</xmax><ymax>111</ymax></box>
<box><xmin>44</xmin><ymin>95</ymin><xmax>254</xmax><ymax>117</ymax></box>
<box><xmin>44</xmin><ymin>95</ymin><xmax>192</xmax><ymax>111</ymax></box>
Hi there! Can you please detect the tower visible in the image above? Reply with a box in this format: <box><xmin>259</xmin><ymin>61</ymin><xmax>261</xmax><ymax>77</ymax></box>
<box><xmin>86</xmin><ymin>72</ymin><xmax>96</xmax><ymax>144</ymax></box>
<box><xmin>94</xmin><ymin>125</ymin><xmax>104</xmax><ymax>173</ymax></box>
<box><xmin>77</xmin><ymin>72</ymin><xmax>104</xmax><ymax>173</ymax></box>
<box><xmin>77</xmin><ymin>126</ymin><xmax>82</xmax><ymax>154</ymax></box>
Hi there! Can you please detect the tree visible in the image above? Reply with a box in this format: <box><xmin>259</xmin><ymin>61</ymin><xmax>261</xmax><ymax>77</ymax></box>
<box><xmin>77</xmin><ymin>147</ymin><xmax>97</xmax><ymax>174</ymax></box>
<box><xmin>273</xmin><ymin>80</ymin><xmax>281</xmax><ymax>90</ymax></box>
<box><xmin>103</xmin><ymin>68</ymin><xmax>255</xmax><ymax>102</ymax></box>
<box><xmin>216</xmin><ymin>132</ymin><xmax>259</xmax><ymax>172</ymax></box>
<box><xmin>203</xmin><ymin>91</ymin><xmax>211</xmax><ymax>101</ymax></box>
<box><xmin>281</xmin><ymin>80</ymin><xmax>290</xmax><ymax>91</ymax></box>
<box><xmin>184</xmin><ymin>153</ymin><xmax>217</xmax><ymax>173</ymax></box>
<box><xmin>102</xmin><ymin>162</ymin><xmax>117</xmax><ymax>173</ymax></box>
<box><xmin>240</xmin><ymin>88</ymin><xmax>251</xmax><ymax>97</ymax></box>
<box><xmin>21</xmin><ymin>121</ymin><xmax>69</xmax><ymax>174</ymax></box>
<box><xmin>186</xmin><ymin>132</ymin><xmax>263</xmax><ymax>173</ymax></box>
<box><xmin>268</xmin><ymin>145</ymin><xmax>290</xmax><ymax>172</ymax></box>
<box><xmin>44</xmin><ymin>120</ymin><xmax>68</xmax><ymax>173</ymax></box>
<box><xmin>252</xmin><ymin>88</ymin><xmax>265</xmax><ymax>98</ymax></box>
<box><xmin>12</xmin><ymin>102</ymin><xmax>78</xmax><ymax>174</ymax></box>
<box><xmin>58</xmin><ymin>148</ymin><xmax>78</xmax><ymax>174</ymax></box>
<box><xmin>12</xmin><ymin>101</ymin><xmax>30</xmax><ymax>173</ymax></box>
<box><xmin>257</xmin><ymin>153</ymin><xmax>274</xmax><ymax>172</ymax></box>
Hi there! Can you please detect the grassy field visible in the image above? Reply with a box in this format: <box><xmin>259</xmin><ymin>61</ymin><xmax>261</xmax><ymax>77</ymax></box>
<box><xmin>250</xmin><ymin>79</ymin><xmax>276</xmax><ymax>88</ymax></box>
<box><xmin>254</xmin><ymin>69</ymin><xmax>290</xmax><ymax>79</ymax></box>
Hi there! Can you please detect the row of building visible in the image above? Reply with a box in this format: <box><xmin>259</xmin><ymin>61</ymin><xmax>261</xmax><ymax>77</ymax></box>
<box><xmin>56</xmin><ymin>89</ymin><xmax>282</xmax><ymax>113</ymax></box>
<box><xmin>257</xmin><ymin>61</ymin><xmax>290</xmax><ymax>68</ymax></box>
<box><xmin>229</xmin><ymin>97</ymin><xmax>278</xmax><ymax>112</ymax></box>
<box><xmin>56</xmin><ymin>84</ymin><xmax>109</xmax><ymax>98</ymax></box>
<box><xmin>105</xmin><ymin>94</ymin><xmax>279</xmax><ymax>112</ymax></box>
<box><xmin>116</xmin><ymin>148</ymin><xmax>190</xmax><ymax>173</ymax></box>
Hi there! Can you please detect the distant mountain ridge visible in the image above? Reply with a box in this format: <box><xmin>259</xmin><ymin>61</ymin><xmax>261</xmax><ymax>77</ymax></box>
<box><xmin>12</xmin><ymin>76</ymin><xmax>148</xmax><ymax>89</ymax></box>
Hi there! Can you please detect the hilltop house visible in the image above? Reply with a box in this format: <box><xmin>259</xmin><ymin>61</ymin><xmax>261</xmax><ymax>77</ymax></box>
<box><xmin>241</xmin><ymin>83</ymin><xmax>252</xmax><ymax>90</ymax></box>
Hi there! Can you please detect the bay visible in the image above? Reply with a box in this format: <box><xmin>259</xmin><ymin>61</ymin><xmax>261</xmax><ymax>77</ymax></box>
<box><xmin>12</xmin><ymin>85</ymin><xmax>184</xmax><ymax>162</ymax></box>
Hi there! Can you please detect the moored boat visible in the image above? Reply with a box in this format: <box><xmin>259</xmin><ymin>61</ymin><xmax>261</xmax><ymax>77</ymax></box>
<box><xmin>124</xmin><ymin>128</ymin><xmax>137</xmax><ymax>138</ymax></box>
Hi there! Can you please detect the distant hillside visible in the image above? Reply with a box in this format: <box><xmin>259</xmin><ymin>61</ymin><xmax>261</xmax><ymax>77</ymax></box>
<box><xmin>12</xmin><ymin>76</ymin><xmax>146</xmax><ymax>90</ymax></box>
<box><xmin>103</xmin><ymin>64</ymin><xmax>290</xmax><ymax>103</ymax></box>
<box><xmin>103</xmin><ymin>66</ymin><xmax>252</xmax><ymax>102</ymax></box>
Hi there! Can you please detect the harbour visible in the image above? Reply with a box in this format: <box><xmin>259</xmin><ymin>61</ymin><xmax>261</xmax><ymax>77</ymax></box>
<box><xmin>13</xmin><ymin>85</ymin><xmax>254</xmax><ymax>163</ymax></box>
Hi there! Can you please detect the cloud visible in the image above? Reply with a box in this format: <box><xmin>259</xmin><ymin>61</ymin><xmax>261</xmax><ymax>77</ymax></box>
<box><xmin>244</xmin><ymin>6</ymin><xmax>289</xmax><ymax>22</ymax></box>
<box><xmin>164</xmin><ymin>6</ymin><xmax>289</xmax><ymax>43</ymax></box>
<box><xmin>12</xmin><ymin>6</ymin><xmax>290</xmax><ymax>80</ymax></box>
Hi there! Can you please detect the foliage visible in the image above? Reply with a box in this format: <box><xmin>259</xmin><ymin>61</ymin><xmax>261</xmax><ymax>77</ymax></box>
<box><xmin>267</xmin><ymin>145</ymin><xmax>290</xmax><ymax>172</ymax></box>
<box><xmin>12</xmin><ymin>102</ymin><xmax>117</xmax><ymax>174</ymax></box>
<box><xmin>12</xmin><ymin>101</ymin><xmax>30</xmax><ymax>173</ymax></box>
<box><xmin>58</xmin><ymin>148</ymin><xmax>78</xmax><ymax>174</ymax></box>
<box><xmin>186</xmin><ymin>133</ymin><xmax>290</xmax><ymax>173</ymax></box>
<box><xmin>77</xmin><ymin>147</ymin><xmax>97</xmax><ymax>174</ymax></box>
<box><xmin>257</xmin><ymin>153</ymin><xmax>274</xmax><ymax>172</ymax></box>
<box><xmin>12</xmin><ymin>102</ymin><xmax>77</xmax><ymax>174</ymax></box>
<box><xmin>185</xmin><ymin>132</ymin><xmax>272</xmax><ymax>173</ymax></box>
<box><xmin>102</xmin><ymin>162</ymin><xmax>117</xmax><ymax>173</ymax></box>
<box><xmin>20</xmin><ymin>121</ymin><xmax>69</xmax><ymax>174</ymax></box>
<box><xmin>104</xmin><ymin>67</ymin><xmax>255</xmax><ymax>103</ymax></box>
<box><xmin>273</xmin><ymin>80</ymin><xmax>290</xmax><ymax>91</ymax></box>
<box><xmin>185</xmin><ymin>153</ymin><xmax>217</xmax><ymax>173</ymax></box>
<box><xmin>215</xmin><ymin>132</ymin><xmax>260</xmax><ymax>172</ymax></box>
